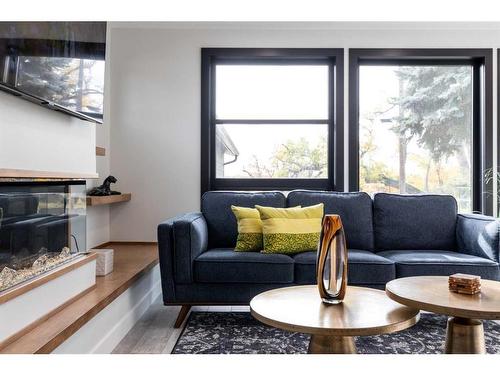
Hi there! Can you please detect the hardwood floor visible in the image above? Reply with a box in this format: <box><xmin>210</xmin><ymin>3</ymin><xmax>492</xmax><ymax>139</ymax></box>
<box><xmin>112</xmin><ymin>297</ymin><xmax>249</xmax><ymax>354</ymax></box>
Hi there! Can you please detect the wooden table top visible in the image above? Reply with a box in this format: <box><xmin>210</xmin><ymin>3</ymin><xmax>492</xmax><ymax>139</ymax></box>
<box><xmin>250</xmin><ymin>285</ymin><xmax>419</xmax><ymax>336</ymax></box>
<box><xmin>386</xmin><ymin>276</ymin><xmax>500</xmax><ymax>320</ymax></box>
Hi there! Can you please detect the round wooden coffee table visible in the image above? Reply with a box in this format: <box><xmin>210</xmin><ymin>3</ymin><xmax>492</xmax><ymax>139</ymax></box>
<box><xmin>250</xmin><ymin>285</ymin><xmax>419</xmax><ymax>354</ymax></box>
<box><xmin>386</xmin><ymin>276</ymin><xmax>500</xmax><ymax>354</ymax></box>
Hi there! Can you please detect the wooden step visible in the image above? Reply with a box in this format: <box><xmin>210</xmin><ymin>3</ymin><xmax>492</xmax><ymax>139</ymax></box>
<box><xmin>0</xmin><ymin>243</ymin><xmax>159</xmax><ymax>354</ymax></box>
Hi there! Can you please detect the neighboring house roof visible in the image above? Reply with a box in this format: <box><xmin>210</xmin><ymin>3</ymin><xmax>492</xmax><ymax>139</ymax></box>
<box><xmin>216</xmin><ymin>126</ymin><xmax>239</xmax><ymax>157</ymax></box>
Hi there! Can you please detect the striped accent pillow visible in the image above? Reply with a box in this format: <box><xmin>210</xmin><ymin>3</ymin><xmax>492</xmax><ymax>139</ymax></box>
<box><xmin>256</xmin><ymin>204</ymin><xmax>324</xmax><ymax>255</ymax></box>
<box><xmin>231</xmin><ymin>206</ymin><xmax>263</xmax><ymax>252</ymax></box>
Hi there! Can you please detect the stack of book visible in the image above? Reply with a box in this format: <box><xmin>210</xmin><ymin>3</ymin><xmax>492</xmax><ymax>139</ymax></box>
<box><xmin>91</xmin><ymin>248</ymin><xmax>114</xmax><ymax>276</ymax></box>
<box><xmin>448</xmin><ymin>273</ymin><xmax>481</xmax><ymax>295</ymax></box>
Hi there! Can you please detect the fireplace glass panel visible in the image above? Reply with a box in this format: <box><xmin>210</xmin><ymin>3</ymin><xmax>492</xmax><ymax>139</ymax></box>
<box><xmin>0</xmin><ymin>181</ymin><xmax>86</xmax><ymax>292</ymax></box>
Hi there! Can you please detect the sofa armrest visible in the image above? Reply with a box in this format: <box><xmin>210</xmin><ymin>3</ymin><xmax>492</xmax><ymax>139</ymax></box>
<box><xmin>158</xmin><ymin>212</ymin><xmax>208</xmax><ymax>291</ymax></box>
<box><xmin>456</xmin><ymin>213</ymin><xmax>500</xmax><ymax>263</ymax></box>
<box><xmin>157</xmin><ymin>217</ymin><xmax>176</xmax><ymax>303</ymax></box>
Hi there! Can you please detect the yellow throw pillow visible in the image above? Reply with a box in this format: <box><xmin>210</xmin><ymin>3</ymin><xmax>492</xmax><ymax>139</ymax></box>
<box><xmin>231</xmin><ymin>206</ymin><xmax>263</xmax><ymax>252</ymax></box>
<box><xmin>256</xmin><ymin>204</ymin><xmax>324</xmax><ymax>255</ymax></box>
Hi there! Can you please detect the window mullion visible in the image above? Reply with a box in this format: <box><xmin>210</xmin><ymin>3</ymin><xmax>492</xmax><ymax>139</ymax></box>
<box><xmin>214</xmin><ymin>119</ymin><xmax>329</xmax><ymax>124</ymax></box>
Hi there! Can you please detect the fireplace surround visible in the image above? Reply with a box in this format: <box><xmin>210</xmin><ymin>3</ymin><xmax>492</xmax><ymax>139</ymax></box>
<box><xmin>0</xmin><ymin>180</ymin><xmax>87</xmax><ymax>292</ymax></box>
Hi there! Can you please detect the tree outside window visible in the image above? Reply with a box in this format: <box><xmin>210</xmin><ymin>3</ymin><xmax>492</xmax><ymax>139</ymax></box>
<box><xmin>359</xmin><ymin>65</ymin><xmax>473</xmax><ymax>212</ymax></box>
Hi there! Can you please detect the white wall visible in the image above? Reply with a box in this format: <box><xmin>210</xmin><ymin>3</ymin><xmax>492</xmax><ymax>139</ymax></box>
<box><xmin>85</xmin><ymin>120</ymin><xmax>110</xmax><ymax>248</ymax></box>
<box><xmin>86</xmin><ymin>29</ymin><xmax>113</xmax><ymax>249</ymax></box>
<box><xmin>0</xmin><ymin>91</ymin><xmax>96</xmax><ymax>175</ymax></box>
<box><xmin>107</xmin><ymin>22</ymin><xmax>500</xmax><ymax>241</ymax></box>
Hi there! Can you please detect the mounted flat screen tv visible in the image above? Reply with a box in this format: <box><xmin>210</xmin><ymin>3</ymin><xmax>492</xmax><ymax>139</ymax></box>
<box><xmin>0</xmin><ymin>22</ymin><xmax>106</xmax><ymax>123</ymax></box>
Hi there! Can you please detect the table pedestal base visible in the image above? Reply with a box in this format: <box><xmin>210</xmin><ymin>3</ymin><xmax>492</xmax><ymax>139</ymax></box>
<box><xmin>308</xmin><ymin>334</ymin><xmax>357</xmax><ymax>354</ymax></box>
<box><xmin>444</xmin><ymin>317</ymin><xmax>485</xmax><ymax>354</ymax></box>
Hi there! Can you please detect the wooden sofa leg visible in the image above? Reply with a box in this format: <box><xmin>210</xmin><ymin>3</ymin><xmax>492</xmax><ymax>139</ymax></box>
<box><xmin>174</xmin><ymin>305</ymin><xmax>191</xmax><ymax>328</ymax></box>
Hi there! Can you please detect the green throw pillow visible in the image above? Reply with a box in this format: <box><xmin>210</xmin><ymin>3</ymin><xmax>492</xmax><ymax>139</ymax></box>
<box><xmin>255</xmin><ymin>204</ymin><xmax>324</xmax><ymax>255</ymax></box>
<box><xmin>231</xmin><ymin>205</ymin><xmax>263</xmax><ymax>251</ymax></box>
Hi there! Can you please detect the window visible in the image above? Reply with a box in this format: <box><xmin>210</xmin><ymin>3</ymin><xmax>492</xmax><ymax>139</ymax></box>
<box><xmin>349</xmin><ymin>49</ymin><xmax>493</xmax><ymax>214</ymax></box>
<box><xmin>202</xmin><ymin>49</ymin><xmax>344</xmax><ymax>192</ymax></box>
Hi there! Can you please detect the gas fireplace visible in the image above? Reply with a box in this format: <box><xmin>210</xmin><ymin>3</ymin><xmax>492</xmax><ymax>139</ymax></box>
<box><xmin>0</xmin><ymin>181</ymin><xmax>86</xmax><ymax>292</ymax></box>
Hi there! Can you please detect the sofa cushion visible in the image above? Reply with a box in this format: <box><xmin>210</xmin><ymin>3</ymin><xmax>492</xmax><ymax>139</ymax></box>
<box><xmin>378</xmin><ymin>250</ymin><xmax>500</xmax><ymax>280</ymax></box>
<box><xmin>194</xmin><ymin>248</ymin><xmax>294</xmax><ymax>284</ymax></box>
<box><xmin>287</xmin><ymin>190</ymin><xmax>375</xmax><ymax>250</ymax></box>
<box><xmin>293</xmin><ymin>249</ymin><xmax>395</xmax><ymax>285</ymax></box>
<box><xmin>373</xmin><ymin>193</ymin><xmax>457</xmax><ymax>251</ymax></box>
<box><xmin>201</xmin><ymin>191</ymin><xmax>286</xmax><ymax>249</ymax></box>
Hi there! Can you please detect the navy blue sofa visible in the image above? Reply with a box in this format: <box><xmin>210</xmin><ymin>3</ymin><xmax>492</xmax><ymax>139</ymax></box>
<box><xmin>158</xmin><ymin>190</ymin><xmax>500</xmax><ymax>325</ymax></box>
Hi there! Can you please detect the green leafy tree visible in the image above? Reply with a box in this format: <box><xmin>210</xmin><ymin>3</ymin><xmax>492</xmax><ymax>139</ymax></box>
<box><xmin>243</xmin><ymin>136</ymin><xmax>327</xmax><ymax>178</ymax></box>
<box><xmin>360</xmin><ymin>118</ymin><xmax>393</xmax><ymax>186</ymax></box>
<box><xmin>391</xmin><ymin>66</ymin><xmax>472</xmax><ymax>188</ymax></box>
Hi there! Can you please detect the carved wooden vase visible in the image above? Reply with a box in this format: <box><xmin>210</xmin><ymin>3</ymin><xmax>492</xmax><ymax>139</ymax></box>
<box><xmin>316</xmin><ymin>214</ymin><xmax>348</xmax><ymax>304</ymax></box>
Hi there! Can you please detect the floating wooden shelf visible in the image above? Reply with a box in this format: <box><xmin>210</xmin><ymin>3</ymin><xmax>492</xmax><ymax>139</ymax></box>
<box><xmin>0</xmin><ymin>168</ymin><xmax>98</xmax><ymax>179</ymax></box>
<box><xmin>86</xmin><ymin>193</ymin><xmax>131</xmax><ymax>206</ymax></box>
<box><xmin>96</xmin><ymin>147</ymin><xmax>106</xmax><ymax>156</ymax></box>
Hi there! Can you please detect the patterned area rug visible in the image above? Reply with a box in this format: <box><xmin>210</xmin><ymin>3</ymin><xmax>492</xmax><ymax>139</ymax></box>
<box><xmin>172</xmin><ymin>312</ymin><xmax>500</xmax><ymax>354</ymax></box>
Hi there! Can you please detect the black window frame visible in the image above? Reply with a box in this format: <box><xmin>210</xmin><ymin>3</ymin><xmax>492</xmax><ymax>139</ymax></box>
<box><xmin>497</xmin><ymin>48</ymin><xmax>500</xmax><ymax>217</ymax></box>
<box><xmin>349</xmin><ymin>48</ymin><xmax>493</xmax><ymax>215</ymax></box>
<box><xmin>201</xmin><ymin>48</ymin><xmax>344</xmax><ymax>193</ymax></box>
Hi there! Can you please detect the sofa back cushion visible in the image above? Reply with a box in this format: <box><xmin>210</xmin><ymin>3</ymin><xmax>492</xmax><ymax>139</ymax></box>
<box><xmin>201</xmin><ymin>191</ymin><xmax>286</xmax><ymax>249</ymax></box>
<box><xmin>373</xmin><ymin>193</ymin><xmax>457</xmax><ymax>251</ymax></box>
<box><xmin>287</xmin><ymin>190</ymin><xmax>375</xmax><ymax>250</ymax></box>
